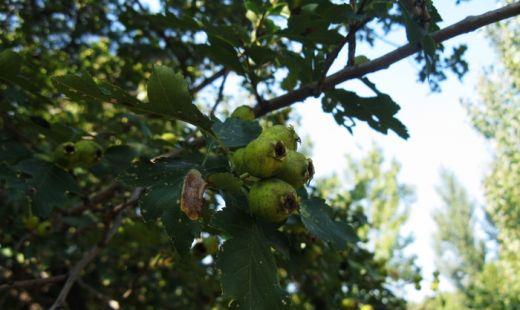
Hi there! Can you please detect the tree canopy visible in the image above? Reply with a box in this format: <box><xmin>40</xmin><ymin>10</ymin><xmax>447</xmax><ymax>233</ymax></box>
<box><xmin>1</xmin><ymin>1</ymin><xmax>519</xmax><ymax>309</ymax></box>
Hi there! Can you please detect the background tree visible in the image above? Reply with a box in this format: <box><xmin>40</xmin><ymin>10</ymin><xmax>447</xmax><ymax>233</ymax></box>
<box><xmin>432</xmin><ymin>169</ymin><xmax>486</xmax><ymax>291</ymax></box>
<box><xmin>417</xmin><ymin>2</ymin><xmax>519</xmax><ymax>308</ymax></box>
<box><xmin>1</xmin><ymin>0</ymin><xmax>519</xmax><ymax>309</ymax></box>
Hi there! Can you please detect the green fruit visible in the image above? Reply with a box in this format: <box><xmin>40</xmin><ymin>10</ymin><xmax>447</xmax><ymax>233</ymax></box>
<box><xmin>230</xmin><ymin>105</ymin><xmax>255</xmax><ymax>121</ymax></box>
<box><xmin>203</xmin><ymin>236</ymin><xmax>219</xmax><ymax>255</ymax></box>
<box><xmin>23</xmin><ymin>215</ymin><xmax>40</xmax><ymax>230</ymax></box>
<box><xmin>248</xmin><ymin>179</ymin><xmax>299</xmax><ymax>223</ymax></box>
<box><xmin>36</xmin><ymin>221</ymin><xmax>52</xmax><ymax>236</ymax></box>
<box><xmin>230</xmin><ymin>148</ymin><xmax>246</xmax><ymax>175</ymax></box>
<box><xmin>260</xmin><ymin>125</ymin><xmax>300</xmax><ymax>151</ymax></box>
<box><xmin>243</xmin><ymin>136</ymin><xmax>287</xmax><ymax>178</ymax></box>
<box><xmin>276</xmin><ymin>150</ymin><xmax>314</xmax><ymax>188</ymax></box>
<box><xmin>75</xmin><ymin>140</ymin><xmax>103</xmax><ymax>167</ymax></box>
<box><xmin>341</xmin><ymin>298</ymin><xmax>357</xmax><ymax>310</ymax></box>
<box><xmin>53</xmin><ymin>141</ymin><xmax>79</xmax><ymax>169</ymax></box>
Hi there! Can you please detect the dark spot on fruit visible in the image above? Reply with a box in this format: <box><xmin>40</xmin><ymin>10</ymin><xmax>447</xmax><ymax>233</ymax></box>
<box><xmin>274</xmin><ymin>141</ymin><xmax>286</xmax><ymax>158</ymax></box>
<box><xmin>64</xmin><ymin>144</ymin><xmax>75</xmax><ymax>154</ymax></box>
<box><xmin>282</xmin><ymin>193</ymin><xmax>299</xmax><ymax>213</ymax></box>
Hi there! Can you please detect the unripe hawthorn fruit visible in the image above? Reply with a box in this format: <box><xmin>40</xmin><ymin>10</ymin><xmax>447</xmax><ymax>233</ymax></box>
<box><xmin>203</xmin><ymin>236</ymin><xmax>219</xmax><ymax>255</ymax></box>
<box><xmin>243</xmin><ymin>137</ymin><xmax>287</xmax><ymax>178</ymax></box>
<box><xmin>230</xmin><ymin>105</ymin><xmax>255</xmax><ymax>121</ymax></box>
<box><xmin>75</xmin><ymin>140</ymin><xmax>103</xmax><ymax>167</ymax></box>
<box><xmin>230</xmin><ymin>148</ymin><xmax>246</xmax><ymax>175</ymax></box>
<box><xmin>53</xmin><ymin>141</ymin><xmax>79</xmax><ymax>169</ymax></box>
<box><xmin>260</xmin><ymin>125</ymin><xmax>300</xmax><ymax>151</ymax></box>
<box><xmin>276</xmin><ymin>150</ymin><xmax>314</xmax><ymax>188</ymax></box>
<box><xmin>23</xmin><ymin>215</ymin><xmax>39</xmax><ymax>230</ymax></box>
<box><xmin>36</xmin><ymin>221</ymin><xmax>52</xmax><ymax>236</ymax></box>
<box><xmin>248</xmin><ymin>179</ymin><xmax>300</xmax><ymax>223</ymax></box>
<box><xmin>341</xmin><ymin>298</ymin><xmax>357</xmax><ymax>310</ymax></box>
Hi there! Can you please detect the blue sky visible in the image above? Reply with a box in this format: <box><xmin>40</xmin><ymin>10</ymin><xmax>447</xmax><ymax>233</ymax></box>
<box><xmin>293</xmin><ymin>0</ymin><xmax>499</xmax><ymax>301</ymax></box>
<box><xmin>142</xmin><ymin>0</ymin><xmax>500</xmax><ymax>302</ymax></box>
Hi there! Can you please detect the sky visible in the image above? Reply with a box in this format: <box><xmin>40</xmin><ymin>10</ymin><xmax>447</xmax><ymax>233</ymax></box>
<box><xmin>142</xmin><ymin>0</ymin><xmax>501</xmax><ymax>303</ymax></box>
<box><xmin>293</xmin><ymin>0</ymin><xmax>500</xmax><ymax>301</ymax></box>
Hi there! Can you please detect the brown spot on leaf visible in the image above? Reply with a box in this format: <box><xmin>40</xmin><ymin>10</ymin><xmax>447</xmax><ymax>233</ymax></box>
<box><xmin>180</xmin><ymin>169</ymin><xmax>207</xmax><ymax>220</ymax></box>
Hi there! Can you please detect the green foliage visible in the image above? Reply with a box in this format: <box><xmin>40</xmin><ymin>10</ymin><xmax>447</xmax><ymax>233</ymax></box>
<box><xmin>13</xmin><ymin>158</ymin><xmax>79</xmax><ymax>217</ymax></box>
<box><xmin>427</xmin><ymin>9</ymin><xmax>520</xmax><ymax>309</ymax></box>
<box><xmin>212</xmin><ymin>117</ymin><xmax>262</xmax><ymax>149</ymax></box>
<box><xmin>217</xmin><ymin>223</ymin><xmax>286</xmax><ymax>309</ymax></box>
<box><xmin>0</xmin><ymin>0</ymin><xmax>497</xmax><ymax>308</ymax></box>
<box><xmin>322</xmin><ymin>88</ymin><xmax>410</xmax><ymax>139</ymax></box>
<box><xmin>433</xmin><ymin>170</ymin><xmax>486</xmax><ymax>289</ymax></box>
<box><xmin>300</xmin><ymin>197</ymin><xmax>358</xmax><ymax>249</ymax></box>
<box><xmin>147</xmin><ymin>65</ymin><xmax>214</xmax><ymax>131</ymax></box>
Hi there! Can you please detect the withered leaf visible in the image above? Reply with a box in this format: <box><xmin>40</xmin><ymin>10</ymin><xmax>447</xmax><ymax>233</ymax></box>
<box><xmin>180</xmin><ymin>169</ymin><xmax>207</xmax><ymax>220</ymax></box>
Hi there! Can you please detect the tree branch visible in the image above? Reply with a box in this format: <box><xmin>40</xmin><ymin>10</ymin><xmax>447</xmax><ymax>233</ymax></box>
<box><xmin>210</xmin><ymin>72</ymin><xmax>228</xmax><ymax>117</ymax></box>
<box><xmin>50</xmin><ymin>188</ymin><xmax>143</xmax><ymax>310</ymax></box>
<box><xmin>66</xmin><ymin>182</ymin><xmax>121</xmax><ymax>215</ymax></box>
<box><xmin>317</xmin><ymin>6</ymin><xmax>371</xmax><ymax>91</ymax></box>
<box><xmin>254</xmin><ymin>2</ymin><xmax>520</xmax><ymax>117</ymax></box>
<box><xmin>189</xmin><ymin>68</ymin><xmax>228</xmax><ymax>95</ymax></box>
<box><xmin>0</xmin><ymin>275</ymin><xmax>67</xmax><ymax>291</ymax></box>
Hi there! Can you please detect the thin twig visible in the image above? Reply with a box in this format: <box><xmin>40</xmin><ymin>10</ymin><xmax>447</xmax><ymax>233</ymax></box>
<box><xmin>0</xmin><ymin>275</ymin><xmax>67</xmax><ymax>291</ymax></box>
<box><xmin>210</xmin><ymin>72</ymin><xmax>228</xmax><ymax>117</ymax></box>
<box><xmin>316</xmin><ymin>8</ymin><xmax>372</xmax><ymax>92</ymax></box>
<box><xmin>254</xmin><ymin>2</ymin><xmax>520</xmax><ymax>117</ymax></box>
<box><xmin>66</xmin><ymin>182</ymin><xmax>121</xmax><ymax>215</ymax></box>
<box><xmin>189</xmin><ymin>68</ymin><xmax>228</xmax><ymax>95</ymax></box>
<box><xmin>77</xmin><ymin>279</ymin><xmax>116</xmax><ymax>307</ymax></box>
<box><xmin>50</xmin><ymin>188</ymin><xmax>143</xmax><ymax>310</ymax></box>
<box><xmin>346</xmin><ymin>28</ymin><xmax>357</xmax><ymax>66</ymax></box>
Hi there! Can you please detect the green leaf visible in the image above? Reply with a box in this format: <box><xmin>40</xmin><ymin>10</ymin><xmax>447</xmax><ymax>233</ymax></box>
<box><xmin>300</xmin><ymin>197</ymin><xmax>358</xmax><ymax>249</ymax></box>
<box><xmin>15</xmin><ymin>159</ymin><xmax>79</xmax><ymax>217</ymax></box>
<box><xmin>0</xmin><ymin>163</ymin><xmax>29</xmax><ymax>206</ymax></box>
<box><xmin>100</xmin><ymin>145</ymin><xmax>138</xmax><ymax>175</ymax></box>
<box><xmin>322</xmin><ymin>88</ymin><xmax>409</xmax><ymax>139</ymax></box>
<box><xmin>0</xmin><ymin>50</ymin><xmax>22</xmax><ymax>81</ymax></box>
<box><xmin>147</xmin><ymin>65</ymin><xmax>213</xmax><ymax>131</ymax></box>
<box><xmin>118</xmin><ymin>158</ymin><xmax>195</xmax><ymax>187</ymax></box>
<box><xmin>140</xmin><ymin>184</ymin><xmax>183</xmax><ymax>221</ymax></box>
<box><xmin>212</xmin><ymin>190</ymin><xmax>252</xmax><ymax>236</ymax></box>
<box><xmin>207</xmin><ymin>172</ymin><xmax>244</xmax><ymax>194</ymax></box>
<box><xmin>140</xmin><ymin>185</ymin><xmax>200</xmax><ymax>256</ymax></box>
<box><xmin>53</xmin><ymin>71</ymin><xmax>105</xmax><ymax>103</ymax></box>
<box><xmin>212</xmin><ymin>118</ymin><xmax>262</xmax><ymax>149</ymax></box>
<box><xmin>217</xmin><ymin>223</ymin><xmax>285</xmax><ymax>309</ymax></box>
<box><xmin>122</xmin><ymin>157</ymin><xmax>200</xmax><ymax>255</ymax></box>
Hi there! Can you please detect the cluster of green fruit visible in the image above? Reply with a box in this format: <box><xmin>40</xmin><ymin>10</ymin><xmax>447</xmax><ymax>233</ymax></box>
<box><xmin>53</xmin><ymin>140</ymin><xmax>103</xmax><ymax>169</ymax></box>
<box><xmin>23</xmin><ymin>215</ymin><xmax>52</xmax><ymax>236</ymax></box>
<box><xmin>229</xmin><ymin>107</ymin><xmax>314</xmax><ymax>224</ymax></box>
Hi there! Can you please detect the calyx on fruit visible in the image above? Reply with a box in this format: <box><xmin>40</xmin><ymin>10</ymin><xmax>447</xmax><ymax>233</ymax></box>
<box><xmin>230</xmin><ymin>105</ymin><xmax>255</xmax><ymax>121</ymax></box>
<box><xmin>75</xmin><ymin>140</ymin><xmax>103</xmax><ymax>167</ymax></box>
<box><xmin>276</xmin><ymin>150</ymin><xmax>314</xmax><ymax>188</ymax></box>
<box><xmin>53</xmin><ymin>141</ymin><xmax>79</xmax><ymax>169</ymax></box>
<box><xmin>243</xmin><ymin>136</ymin><xmax>287</xmax><ymax>178</ymax></box>
<box><xmin>260</xmin><ymin>125</ymin><xmax>300</xmax><ymax>151</ymax></box>
<box><xmin>248</xmin><ymin>179</ymin><xmax>300</xmax><ymax>223</ymax></box>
